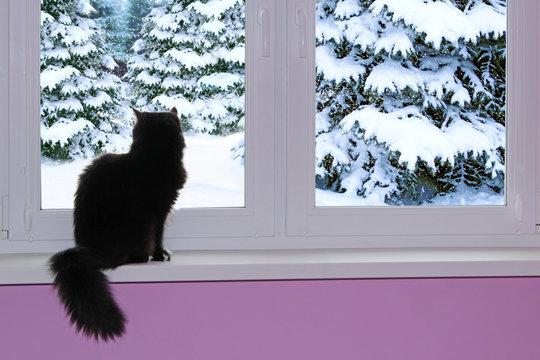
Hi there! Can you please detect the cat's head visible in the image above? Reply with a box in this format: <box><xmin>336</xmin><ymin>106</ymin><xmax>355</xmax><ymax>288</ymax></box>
<box><xmin>131</xmin><ymin>107</ymin><xmax>183</xmax><ymax>144</ymax></box>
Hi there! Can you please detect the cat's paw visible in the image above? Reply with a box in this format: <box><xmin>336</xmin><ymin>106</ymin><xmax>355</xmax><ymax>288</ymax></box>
<box><xmin>152</xmin><ymin>248</ymin><xmax>172</xmax><ymax>262</ymax></box>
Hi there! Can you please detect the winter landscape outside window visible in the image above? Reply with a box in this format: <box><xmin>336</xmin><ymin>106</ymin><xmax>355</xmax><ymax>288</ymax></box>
<box><xmin>40</xmin><ymin>0</ymin><xmax>246</xmax><ymax>209</ymax></box>
<box><xmin>315</xmin><ymin>0</ymin><xmax>506</xmax><ymax>207</ymax></box>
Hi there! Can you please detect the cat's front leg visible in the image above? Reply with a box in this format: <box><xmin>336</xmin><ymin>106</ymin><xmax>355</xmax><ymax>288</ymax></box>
<box><xmin>151</xmin><ymin>218</ymin><xmax>171</xmax><ymax>261</ymax></box>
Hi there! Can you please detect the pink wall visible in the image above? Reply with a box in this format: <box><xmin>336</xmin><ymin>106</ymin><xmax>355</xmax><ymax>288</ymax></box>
<box><xmin>1</xmin><ymin>278</ymin><xmax>540</xmax><ymax>360</ymax></box>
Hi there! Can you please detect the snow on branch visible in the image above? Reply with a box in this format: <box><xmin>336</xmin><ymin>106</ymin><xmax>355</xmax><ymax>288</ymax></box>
<box><xmin>341</xmin><ymin>106</ymin><xmax>504</xmax><ymax>171</ymax></box>
<box><xmin>370</xmin><ymin>0</ymin><xmax>506</xmax><ymax>49</ymax></box>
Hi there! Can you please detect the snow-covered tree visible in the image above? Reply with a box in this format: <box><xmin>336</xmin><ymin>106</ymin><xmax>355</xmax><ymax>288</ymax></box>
<box><xmin>126</xmin><ymin>0</ymin><xmax>245</xmax><ymax>135</ymax></box>
<box><xmin>90</xmin><ymin>0</ymin><xmax>127</xmax><ymax>60</ymax></box>
<box><xmin>41</xmin><ymin>0</ymin><xmax>130</xmax><ymax>160</ymax></box>
<box><xmin>316</xmin><ymin>0</ymin><xmax>506</xmax><ymax>204</ymax></box>
<box><xmin>124</xmin><ymin>0</ymin><xmax>164</xmax><ymax>56</ymax></box>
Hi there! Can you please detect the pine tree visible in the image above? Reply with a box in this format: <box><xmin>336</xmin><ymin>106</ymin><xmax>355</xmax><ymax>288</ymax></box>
<box><xmin>315</xmin><ymin>0</ymin><xmax>506</xmax><ymax>204</ymax></box>
<box><xmin>41</xmin><ymin>0</ymin><xmax>129</xmax><ymax>160</ymax></box>
<box><xmin>126</xmin><ymin>0</ymin><xmax>245</xmax><ymax>135</ymax></box>
<box><xmin>90</xmin><ymin>0</ymin><xmax>126</xmax><ymax>61</ymax></box>
<box><xmin>124</xmin><ymin>0</ymin><xmax>162</xmax><ymax>56</ymax></box>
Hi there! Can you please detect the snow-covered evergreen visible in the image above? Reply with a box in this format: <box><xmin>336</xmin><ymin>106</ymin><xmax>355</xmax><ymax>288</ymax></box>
<box><xmin>124</xmin><ymin>0</ymin><xmax>165</xmax><ymax>58</ymax></box>
<box><xmin>126</xmin><ymin>0</ymin><xmax>245</xmax><ymax>135</ymax></box>
<box><xmin>315</xmin><ymin>0</ymin><xmax>506</xmax><ymax>205</ymax></box>
<box><xmin>90</xmin><ymin>0</ymin><xmax>127</xmax><ymax>60</ymax></box>
<box><xmin>41</xmin><ymin>0</ymin><xmax>130</xmax><ymax>160</ymax></box>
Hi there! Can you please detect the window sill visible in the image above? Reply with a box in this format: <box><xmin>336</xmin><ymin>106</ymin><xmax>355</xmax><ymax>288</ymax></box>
<box><xmin>2</xmin><ymin>247</ymin><xmax>540</xmax><ymax>285</ymax></box>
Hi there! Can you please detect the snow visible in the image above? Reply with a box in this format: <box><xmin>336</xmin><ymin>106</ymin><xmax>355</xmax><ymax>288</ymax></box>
<box><xmin>149</xmin><ymin>27</ymin><xmax>173</xmax><ymax>41</ymax></box>
<box><xmin>341</xmin><ymin>106</ymin><xmax>504</xmax><ymax>170</ymax></box>
<box><xmin>83</xmin><ymin>91</ymin><xmax>112</xmax><ymax>108</ymax></box>
<box><xmin>39</xmin><ymin>0</ymin><xmax>506</xmax><ymax>208</ymax></box>
<box><xmin>41</xmin><ymin>48</ymin><xmax>71</xmax><ymax>61</ymax></box>
<box><xmin>41</xmin><ymin>66</ymin><xmax>80</xmax><ymax>91</ymax></box>
<box><xmin>71</xmin><ymin>43</ymin><xmax>98</xmax><ymax>57</ymax></box>
<box><xmin>128</xmin><ymin>55</ymin><xmax>152</xmax><ymax>70</ymax></box>
<box><xmin>316</xmin><ymin>185</ymin><xmax>504</xmax><ymax>207</ymax></box>
<box><xmin>41</xmin><ymin>133</ymin><xmax>245</xmax><ymax>209</ymax></box>
<box><xmin>101</xmin><ymin>55</ymin><xmax>118</xmax><ymax>70</ymax></box>
<box><xmin>151</xmin><ymin>95</ymin><xmax>199</xmax><ymax>115</ymax></box>
<box><xmin>216</xmin><ymin>46</ymin><xmax>245</xmax><ymax>64</ymax></box>
<box><xmin>316</xmin><ymin>19</ymin><xmax>343</xmax><ymax>44</ymax></box>
<box><xmin>187</xmin><ymin>0</ymin><xmax>242</xmax><ymax>19</ymax></box>
<box><xmin>62</xmin><ymin>25</ymin><xmax>94</xmax><ymax>46</ymax></box>
<box><xmin>48</xmin><ymin>98</ymin><xmax>84</xmax><ymax>113</ymax></box>
<box><xmin>202</xmin><ymin>20</ymin><xmax>226</xmax><ymax>35</ymax></box>
<box><xmin>374</xmin><ymin>29</ymin><xmax>414</xmax><ymax>56</ymax></box>
<box><xmin>315</xmin><ymin>132</ymin><xmax>350</xmax><ymax>177</ymax></box>
<box><xmin>365</xmin><ymin>60</ymin><xmax>420</xmax><ymax>93</ymax></box>
<box><xmin>334</xmin><ymin>0</ymin><xmax>362</xmax><ymax>19</ymax></box>
<box><xmin>342</xmin><ymin>15</ymin><xmax>379</xmax><ymax>50</ymax></box>
<box><xmin>131</xmin><ymin>39</ymin><xmax>146</xmax><ymax>53</ymax></box>
<box><xmin>162</xmin><ymin>76</ymin><xmax>192</xmax><ymax>90</ymax></box>
<box><xmin>153</xmin><ymin>13</ymin><xmax>182</xmax><ymax>31</ymax></box>
<box><xmin>164</xmin><ymin>49</ymin><xmax>213</xmax><ymax>69</ymax></box>
<box><xmin>136</xmin><ymin>70</ymin><xmax>161</xmax><ymax>85</ymax></box>
<box><xmin>41</xmin><ymin>119</ymin><xmax>94</xmax><ymax>146</ymax></box>
<box><xmin>466</xmin><ymin>4</ymin><xmax>506</xmax><ymax>38</ymax></box>
<box><xmin>370</xmin><ymin>0</ymin><xmax>506</xmax><ymax>49</ymax></box>
<box><xmin>41</xmin><ymin>12</ymin><xmax>54</xmax><ymax>25</ymax></box>
<box><xmin>198</xmin><ymin>73</ymin><xmax>243</xmax><ymax>89</ymax></box>
<box><xmin>77</xmin><ymin>0</ymin><xmax>96</xmax><ymax>16</ymax></box>
<box><xmin>365</xmin><ymin>59</ymin><xmax>472</xmax><ymax>106</ymax></box>
<box><xmin>61</xmin><ymin>82</ymin><xmax>78</xmax><ymax>95</ymax></box>
<box><xmin>316</xmin><ymin>46</ymin><xmax>365</xmax><ymax>82</ymax></box>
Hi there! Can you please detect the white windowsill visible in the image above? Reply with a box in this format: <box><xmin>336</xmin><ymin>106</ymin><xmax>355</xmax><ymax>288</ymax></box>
<box><xmin>2</xmin><ymin>247</ymin><xmax>540</xmax><ymax>285</ymax></box>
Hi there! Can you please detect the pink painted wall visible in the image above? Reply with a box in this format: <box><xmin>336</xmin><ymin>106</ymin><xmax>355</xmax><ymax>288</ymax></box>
<box><xmin>1</xmin><ymin>278</ymin><xmax>540</xmax><ymax>360</ymax></box>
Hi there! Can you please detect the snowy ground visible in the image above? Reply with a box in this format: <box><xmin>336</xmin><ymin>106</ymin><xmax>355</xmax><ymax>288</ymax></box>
<box><xmin>41</xmin><ymin>133</ymin><xmax>245</xmax><ymax>209</ymax></box>
<box><xmin>42</xmin><ymin>132</ymin><xmax>504</xmax><ymax>209</ymax></box>
<box><xmin>316</xmin><ymin>185</ymin><xmax>504</xmax><ymax>207</ymax></box>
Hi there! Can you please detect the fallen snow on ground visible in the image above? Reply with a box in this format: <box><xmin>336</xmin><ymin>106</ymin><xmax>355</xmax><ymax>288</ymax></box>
<box><xmin>41</xmin><ymin>132</ymin><xmax>503</xmax><ymax>210</ymax></box>
<box><xmin>316</xmin><ymin>184</ymin><xmax>504</xmax><ymax>207</ymax></box>
<box><xmin>41</xmin><ymin>133</ymin><xmax>245</xmax><ymax>209</ymax></box>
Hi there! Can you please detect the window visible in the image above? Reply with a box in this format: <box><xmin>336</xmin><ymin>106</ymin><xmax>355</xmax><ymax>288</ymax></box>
<box><xmin>40</xmin><ymin>0</ymin><xmax>246</xmax><ymax>209</ymax></box>
<box><xmin>1</xmin><ymin>0</ymin><xmax>539</xmax><ymax>282</ymax></box>
<box><xmin>286</xmin><ymin>0</ymin><xmax>537</xmax><ymax>240</ymax></box>
<box><xmin>4</xmin><ymin>0</ymin><xmax>275</xmax><ymax>246</ymax></box>
<box><xmin>315</xmin><ymin>0</ymin><xmax>506</xmax><ymax>208</ymax></box>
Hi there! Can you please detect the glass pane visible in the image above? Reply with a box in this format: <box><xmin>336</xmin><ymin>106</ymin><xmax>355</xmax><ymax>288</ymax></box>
<box><xmin>315</xmin><ymin>0</ymin><xmax>506</xmax><ymax>206</ymax></box>
<box><xmin>40</xmin><ymin>0</ymin><xmax>245</xmax><ymax>209</ymax></box>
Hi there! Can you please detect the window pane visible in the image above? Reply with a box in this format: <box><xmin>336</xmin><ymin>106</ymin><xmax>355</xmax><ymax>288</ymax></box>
<box><xmin>40</xmin><ymin>0</ymin><xmax>245</xmax><ymax>209</ymax></box>
<box><xmin>315</xmin><ymin>0</ymin><xmax>506</xmax><ymax>206</ymax></box>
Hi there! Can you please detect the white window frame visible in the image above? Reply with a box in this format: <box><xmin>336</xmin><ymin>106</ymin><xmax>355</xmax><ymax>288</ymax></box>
<box><xmin>1</xmin><ymin>0</ymin><xmax>540</xmax><ymax>284</ymax></box>
<box><xmin>3</xmin><ymin>0</ymin><xmax>276</xmax><ymax>252</ymax></box>
<box><xmin>287</xmin><ymin>0</ymin><xmax>538</xmax><ymax>241</ymax></box>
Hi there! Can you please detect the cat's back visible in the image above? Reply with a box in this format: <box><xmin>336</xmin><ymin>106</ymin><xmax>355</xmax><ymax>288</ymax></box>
<box><xmin>75</xmin><ymin>153</ymin><xmax>133</xmax><ymax>206</ymax></box>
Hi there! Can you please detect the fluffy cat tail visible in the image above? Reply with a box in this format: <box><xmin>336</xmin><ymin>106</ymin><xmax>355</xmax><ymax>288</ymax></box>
<box><xmin>48</xmin><ymin>247</ymin><xmax>126</xmax><ymax>341</ymax></box>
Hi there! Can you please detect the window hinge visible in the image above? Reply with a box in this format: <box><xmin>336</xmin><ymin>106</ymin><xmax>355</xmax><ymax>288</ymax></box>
<box><xmin>1</xmin><ymin>230</ymin><xmax>7</xmax><ymax>240</ymax></box>
<box><xmin>536</xmin><ymin>225</ymin><xmax>540</xmax><ymax>234</ymax></box>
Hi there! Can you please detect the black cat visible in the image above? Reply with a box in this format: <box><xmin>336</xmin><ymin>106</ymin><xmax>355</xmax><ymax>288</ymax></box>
<box><xmin>49</xmin><ymin>108</ymin><xmax>187</xmax><ymax>341</ymax></box>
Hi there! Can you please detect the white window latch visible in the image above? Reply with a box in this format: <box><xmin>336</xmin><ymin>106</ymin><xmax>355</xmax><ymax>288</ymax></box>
<box><xmin>258</xmin><ymin>3</ymin><xmax>270</xmax><ymax>57</ymax></box>
<box><xmin>23</xmin><ymin>201</ymin><xmax>32</xmax><ymax>232</ymax></box>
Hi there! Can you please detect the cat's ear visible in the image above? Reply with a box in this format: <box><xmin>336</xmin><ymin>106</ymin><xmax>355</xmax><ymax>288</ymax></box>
<box><xmin>170</xmin><ymin>107</ymin><xmax>178</xmax><ymax>115</ymax></box>
<box><xmin>132</xmin><ymin>108</ymin><xmax>143</xmax><ymax>119</ymax></box>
